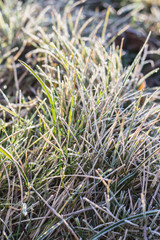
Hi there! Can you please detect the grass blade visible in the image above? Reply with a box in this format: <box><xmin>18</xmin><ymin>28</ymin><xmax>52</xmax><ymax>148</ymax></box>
<box><xmin>19</xmin><ymin>60</ymin><xmax>56</xmax><ymax>125</ymax></box>
<box><xmin>90</xmin><ymin>210</ymin><xmax>160</xmax><ymax>240</ymax></box>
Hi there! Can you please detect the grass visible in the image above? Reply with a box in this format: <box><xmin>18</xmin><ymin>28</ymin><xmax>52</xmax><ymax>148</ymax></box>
<box><xmin>0</xmin><ymin>0</ymin><xmax>160</xmax><ymax>239</ymax></box>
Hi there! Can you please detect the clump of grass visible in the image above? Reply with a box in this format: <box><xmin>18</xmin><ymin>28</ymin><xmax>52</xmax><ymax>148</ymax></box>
<box><xmin>0</xmin><ymin>1</ymin><xmax>160</xmax><ymax>240</ymax></box>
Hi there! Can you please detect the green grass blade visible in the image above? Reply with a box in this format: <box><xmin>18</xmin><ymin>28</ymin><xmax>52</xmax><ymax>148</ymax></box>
<box><xmin>90</xmin><ymin>210</ymin><xmax>159</xmax><ymax>240</ymax></box>
<box><xmin>19</xmin><ymin>60</ymin><xmax>56</xmax><ymax>125</ymax></box>
<box><xmin>0</xmin><ymin>145</ymin><xmax>29</xmax><ymax>187</ymax></box>
<box><xmin>0</xmin><ymin>145</ymin><xmax>12</xmax><ymax>160</ymax></box>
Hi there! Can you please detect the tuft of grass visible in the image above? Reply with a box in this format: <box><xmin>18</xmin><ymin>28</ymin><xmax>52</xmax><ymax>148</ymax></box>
<box><xmin>0</xmin><ymin>1</ymin><xmax>160</xmax><ymax>239</ymax></box>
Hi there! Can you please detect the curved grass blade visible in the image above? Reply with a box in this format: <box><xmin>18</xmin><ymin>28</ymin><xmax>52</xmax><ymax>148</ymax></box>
<box><xmin>90</xmin><ymin>210</ymin><xmax>160</xmax><ymax>240</ymax></box>
<box><xmin>19</xmin><ymin>60</ymin><xmax>56</xmax><ymax>125</ymax></box>
<box><xmin>0</xmin><ymin>145</ymin><xmax>29</xmax><ymax>187</ymax></box>
<box><xmin>137</xmin><ymin>67</ymin><xmax>159</xmax><ymax>89</ymax></box>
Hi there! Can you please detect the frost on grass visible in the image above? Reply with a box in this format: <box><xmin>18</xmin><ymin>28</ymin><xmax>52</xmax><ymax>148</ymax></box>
<box><xmin>0</xmin><ymin>1</ymin><xmax>160</xmax><ymax>239</ymax></box>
